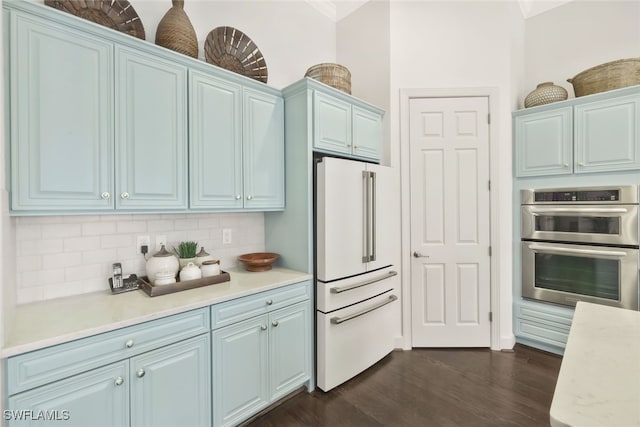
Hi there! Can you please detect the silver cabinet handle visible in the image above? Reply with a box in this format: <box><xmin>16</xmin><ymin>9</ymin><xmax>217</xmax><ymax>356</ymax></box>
<box><xmin>121</xmin><ymin>192</ymin><xmax>130</xmax><ymax>199</ymax></box>
<box><xmin>125</xmin><ymin>339</ymin><xmax>134</xmax><ymax>348</ymax></box>
<box><xmin>331</xmin><ymin>295</ymin><xmax>398</xmax><ymax>325</ymax></box>
<box><xmin>266</xmin><ymin>299</ymin><xmax>273</xmax><ymax>306</ymax></box>
<box><xmin>260</xmin><ymin>325</ymin><xmax>267</xmax><ymax>331</ymax></box>
<box><xmin>272</xmin><ymin>320</ymin><xmax>279</xmax><ymax>327</ymax></box>
<box><xmin>413</xmin><ymin>251</ymin><xmax>429</xmax><ymax>258</ymax></box>
<box><xmin>247</xmin><ymin>195</ymin><xmax>253</xmax><ymax>200</ymax></box>
<box><xmin>114</xmin><ymin>376</ymin><xmax>124</xmax><ymax>386</ymax></box>
<box><xmin>331</xmin><ymin>270</ymin><xmax>398</xmax><ymax>293</ymax></box>
<box><xmin>101</xmin><ymin>192</ymin><xmax>110</xmax><ymax>199</ymax></box>
<box><xmin>136</xmin><ymin>368</ymin><xmax>145</xmax><ymax>378</ymax></box>
<box><xmin>235</xmin><ymin>195</ymin><xmax>242</xmax><ymax>200</ymax></box>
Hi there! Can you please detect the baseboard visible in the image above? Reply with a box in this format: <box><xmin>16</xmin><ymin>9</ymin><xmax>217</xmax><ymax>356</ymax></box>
<box><xmin>500</xmin><ymin>334</ymin><xmax>516</xmax><ymax>350</ymax></box>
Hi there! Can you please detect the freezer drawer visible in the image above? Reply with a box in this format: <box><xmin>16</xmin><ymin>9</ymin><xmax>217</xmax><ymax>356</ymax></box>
<box><xmin>317</xmin><ymin>290</ymin><xmax>398</xmax><ymax>392</ymax></box>
<box><xmin>316</xmin><ymin>267</ymin><xmax>397</xmax><ymax>313</ymax></box>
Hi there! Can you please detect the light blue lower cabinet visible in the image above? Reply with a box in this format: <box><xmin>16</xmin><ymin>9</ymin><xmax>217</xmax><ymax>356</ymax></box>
<box><xmin>211</xmin><ymin>301</ymin><xmax>311</xmax><ymax>427</ymax></box>
<box><xmin>130</xmin><ymin>334</ymin><xmax>211</xmax><ymax>427</ymax></box>
<box><xmin>6</xmin><ymin>361</ymin><xmax>129</xmax><ymax>427</ymax></box>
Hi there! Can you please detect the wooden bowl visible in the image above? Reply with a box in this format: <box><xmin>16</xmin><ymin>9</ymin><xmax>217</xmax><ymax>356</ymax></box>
<box><xmin>238</xmin><ymin>252</ymin><xmax>279</xmax><ymax>272</ymax></box>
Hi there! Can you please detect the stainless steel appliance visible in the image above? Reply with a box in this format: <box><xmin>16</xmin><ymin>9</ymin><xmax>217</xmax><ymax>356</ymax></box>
<box><xmin>315</xmin><ymin>156</ymin><xmax>399</xmax><ymax>392</ymax></box>
<box><xmin>521</xmin><ymin>185</ymin><xmax>639</xmax><ymax>310</ymax></box>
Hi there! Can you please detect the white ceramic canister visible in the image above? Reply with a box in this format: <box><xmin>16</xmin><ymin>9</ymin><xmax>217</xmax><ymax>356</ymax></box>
<box><xmin>179</xmin><ymin>262</ymin><xmax>202</xmax><ymax>281</ymax></box>
<box><xmin>195</xmin><ymin>247</ymin><xmax>215</xmax><ymax>267</ymax></box>
<box><xmin>146</xmin><ymin>245</ymin><xmax>179</xmax><ymax>285</ymax></box>
<box><xmin>154</xmin><ymin>271</ymin><xmax>177</xmax><ymax>286</ymax></box>
<box><xmin>201</xmin><ymin>260</ymin><xmax>221</xmax><ymax>277</ymax></box>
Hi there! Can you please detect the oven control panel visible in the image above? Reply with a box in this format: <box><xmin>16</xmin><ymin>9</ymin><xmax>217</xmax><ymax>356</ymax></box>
<box><xmin>534</xmin><ymin>190</ymin><xmax>619</xmax><ymax>202</ymax></box>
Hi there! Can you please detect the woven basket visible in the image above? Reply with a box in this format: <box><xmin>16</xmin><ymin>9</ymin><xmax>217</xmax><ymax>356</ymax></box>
<box><xmin>568</xmin><ymin>58</ymin><xmax>640</xmax><ymax>97</ymax></box>
<box><xmin>155</xmin><ymin>0</ymin><xmax>198</xmax><ymax>58</ymax></box>
<box><xmin>305</xmin><ymin>63</ymin><xmax>351</xmax><ymax>94</ymax></box>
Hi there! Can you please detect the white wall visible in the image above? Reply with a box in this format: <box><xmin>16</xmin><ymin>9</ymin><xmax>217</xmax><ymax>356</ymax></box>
<box><xmin>522</xmin><ymin>0</ymin><xmax>640</xmax><ymax>104</ymax></box>
<box><xmin>132</xmin><ymin>0</ymin><xmax>337</xmax><ymax>89</ymax></box>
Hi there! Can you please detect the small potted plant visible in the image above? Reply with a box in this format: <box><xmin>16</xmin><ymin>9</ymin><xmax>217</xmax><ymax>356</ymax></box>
<box><xmin>174</xmin><ymin>241</ymin><xmax>198</xmax><ymax>269</ymax></box>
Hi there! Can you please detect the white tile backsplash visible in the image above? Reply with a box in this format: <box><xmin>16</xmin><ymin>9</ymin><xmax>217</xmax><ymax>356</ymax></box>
<box><xmin>15</xmin><ymin>212</ymin><xmax>265</xmax><ymax>304</ymax></box>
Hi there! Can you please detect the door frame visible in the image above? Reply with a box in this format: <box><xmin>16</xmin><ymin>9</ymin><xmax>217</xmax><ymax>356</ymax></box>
<box><xmin>399</xmin><ymin>87</ymin><xmax>501</xmax><ymax>350</ymax></box>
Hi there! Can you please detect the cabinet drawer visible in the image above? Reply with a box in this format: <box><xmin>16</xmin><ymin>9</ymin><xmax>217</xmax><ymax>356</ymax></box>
<box><xmin>211</xmin><ymin>281</ymin><xmax>310</xmax><ymax>329</ymax></box>
<box><xmin>6</xmin><ymin>308</ymin><xmax>209</xmax><ymax>395</ymax></box>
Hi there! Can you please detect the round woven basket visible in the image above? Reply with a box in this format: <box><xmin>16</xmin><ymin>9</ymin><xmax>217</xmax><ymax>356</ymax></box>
<box><xmin>524</xmin><ymin>82</ymin><xmax>568</xmax><ymax>108</ymax></box>
<box><xmin>305</xmin><ymin>63</ymin><xmax>351</xmax><ymax>94</ymax></box>
<box><xmin>568</xmin><ymin>58</ymin><xmax>640</xmax><ymax>97</ymax></box>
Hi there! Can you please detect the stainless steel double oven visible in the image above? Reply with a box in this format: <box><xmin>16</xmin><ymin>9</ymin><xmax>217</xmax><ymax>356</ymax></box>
<box><xmin>521</xmin><ymin>185</ymin><xmax>639</xmax><ymax>310</ymax></box>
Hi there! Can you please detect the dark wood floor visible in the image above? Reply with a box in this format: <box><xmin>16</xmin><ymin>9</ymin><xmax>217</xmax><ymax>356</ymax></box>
<box><xmin>246</xmin><ymin>344</ymin><xmax>562</xmax><ymax>427</ymax></box>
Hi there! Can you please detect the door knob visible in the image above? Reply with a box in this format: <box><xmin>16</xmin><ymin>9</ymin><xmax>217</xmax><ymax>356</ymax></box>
<box><xmin>413</xmin><ymin>251</ymin><xmax>429</xmax><ymax>258</ymax></box>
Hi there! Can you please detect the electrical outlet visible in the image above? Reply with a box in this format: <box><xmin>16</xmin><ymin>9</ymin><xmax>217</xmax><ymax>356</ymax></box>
<box><xmin>222</xmin><ymin>228</ymin><xmax>232</xmax><ymax>245</ymax></box>
<box><xmin>137</xmin><ymin>236</ymin><xmax>150</xmax><ymax>254</ymax></box>
<box><xmin>156</xmin><ymin>235</ymin><xmax>167</xmax><ymax>251</ymax></box>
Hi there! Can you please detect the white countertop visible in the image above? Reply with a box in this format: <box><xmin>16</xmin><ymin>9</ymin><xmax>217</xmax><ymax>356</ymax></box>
<box><xmin>550</xmin><ymin>302</ymin><xmax>640</xmax><ymax>427</ymax></box>
<box><xmin>1</xmin><ymin>267</ymin><xmax>311</xmax><ymax>358</ymax></box>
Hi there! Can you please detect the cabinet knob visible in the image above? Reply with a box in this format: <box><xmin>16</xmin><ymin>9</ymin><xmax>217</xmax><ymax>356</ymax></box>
<box><xmin>114</xmin><ymin>376</ymin><xmax>124</xmax><ymax>386</ymax></box>
<box><xmin>235</xmin><ymin>195</ymin><xmax>242</xmax><ymax>200</ymax></box>
<box><xmin>101</xmin><ymin>192</ymin><xmax>110</xmax><ymax>199</ymax></box>
<box><xmin>261</xmin><ymin>325</ymin><xmax>267</xmax><ymax>331</ymax></box>
<box><xmin>272</xmin><ymin>320</ymin><xmax>279</xmax><ymax>327</ymax></box>
<box><xmin>247</xmin><ymin>195</ymin><xmax>253</xmax><ymax>200</ymax></box>
<box><xmin>120</xmin><ymin>192</ymin><xmax>130</xmax><ymax>199</ymax></box>
<box><xmin>136</xmin><ymin>368</ymin><xmax>146</xmax><ymax>378</ymax></box>
<box><xmin>563</xmin><ymin>163</ymin><xmax>569</xmax><ymax>168</ymax></box>
<box><xmin>578</xmin><ymin>162</ymin><xmax>585</xmax><ymax>167</ymax></box>
<box><xmin>125</xmin><ymin>339</ymin><xmax>134</xmax><ymax>348</ymax></box>
<box><xmin>266</xmin><ymin>299</ymin><xmax>273</xmax><ymax>306</ymax></box>
<box><xmin>353</xmin><ymin>145</ymin><xmax>359</xmax><ymax>149</ymax></box>
<box><xmin>347</xmin><ymin>144</ymin><xmax>352</xmax><ymax>148</ymax></box>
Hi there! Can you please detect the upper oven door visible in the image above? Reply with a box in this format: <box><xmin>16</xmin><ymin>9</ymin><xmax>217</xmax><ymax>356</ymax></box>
<box><xmin>521</xmin><ymin>204</ymin><xmax>639</xmax><ymax>246</ymax></box>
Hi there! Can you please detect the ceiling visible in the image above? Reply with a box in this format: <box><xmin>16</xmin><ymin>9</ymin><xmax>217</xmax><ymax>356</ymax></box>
<box><xmin>305</xmin><ymin>0</ymin><xmax>576</xmax><ymax>22</ymax></box>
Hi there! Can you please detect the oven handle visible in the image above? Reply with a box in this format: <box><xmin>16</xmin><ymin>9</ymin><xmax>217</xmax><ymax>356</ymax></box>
<box><xmin>527</xmin><ymin>244</ymin><xmax>628</xmax><ymax>258</ymax></box>
<box><xmin>527</xmin><ymin>207</ymin><xmax>629</xmax><ymax>214</ymax></box>
<box><xmin>330</xmin><ymin>295</ymin><xmax>398</xmax><ymax>325</ymax></box>
<box><xmin>330</xmin><ymin>270</ymin><xmax>398</xmax><ymax>294</ymax></box>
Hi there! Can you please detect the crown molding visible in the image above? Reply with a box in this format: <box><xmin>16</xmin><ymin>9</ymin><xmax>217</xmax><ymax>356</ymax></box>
<box><xmin>305</xmin><ymin>0</ymin><xmax>337</xmax><ymax>21</ymax></box>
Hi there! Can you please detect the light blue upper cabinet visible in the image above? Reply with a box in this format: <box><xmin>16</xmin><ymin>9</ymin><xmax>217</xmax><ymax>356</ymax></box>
<box><xmin>189</xmin><ymin>70</ymin><xmax>243</xmax><ymax>210</ymax></box>
<box><xmin>514</xmin><ymin>107</ymin><xmax>573</xmax><ymax>177</ymax></box>
<box><xmin>513</xmin><ymin>86</ymin><xmax>640</xmax><ymax>178</ymax></box>
<box><xmin>115</xmin><ymin>46</ymin><xmax>188</xmax><ymax>210</ymax></box>
<box><xmin>9</xmin><ymin>11</ymin><xmax>114</xmax><ymax>211</ymax></box>
<box><xmin>314</xmin><ymin>91</ymin><xmax>352</xmax><ymax>154</ymax></box>
<box><xmin>352</xmin><ymin>105</ymin><xmax>382</xmax><ymax>160</ymax></box>
<box><xmin>574</xmin><ymin>93</ymin><xmax>640</xmax><ymax>173</ymax></box>
<box><xmin>243</xmin><ymin>88</ymin><xmax>285</xmax><ymax>210</ymax></box>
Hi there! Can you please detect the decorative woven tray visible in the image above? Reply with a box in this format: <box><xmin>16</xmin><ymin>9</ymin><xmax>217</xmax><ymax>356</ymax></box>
<box><xmin>138</xmin><ymin>271</ymin><xmax>230</xmax><ymax>297</ymax></box>
<box><xmin>204</xmin><ymin>26</ymin><xmax>268</xmax><ymax>83</ymax></box>
<box><xmin>44</xmin><ymin>0</ymin><xmax>146</xmax><ymax>40</ymax></box>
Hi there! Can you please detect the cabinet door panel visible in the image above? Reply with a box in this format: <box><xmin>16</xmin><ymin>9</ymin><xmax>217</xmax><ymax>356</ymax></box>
<box><xmin>7</xmin><ymin>362</ymin><xmax>128</xmax><ymax>427</ymax></box>
<box><xmin>243</xmin><ymin>89</ymin><xmax>285</xmax><ymax>209</ymax></box>
<box><xmin>269</xmin><ymin>302</ymin><xmax>311</xmax><ymax>401</ymax></box>
<box><xmin>116</xmin><ymin>47</ymin><xmax>187</xmax><ymax>210</ymax></box>
<box><xmin>514</xmin><ymin>107</ymin><xmax>573</xmax><ymax>177</ymax></box>
<box><xmin>212</xmin><ymin>316</ymin><xmax>269</xmax><ymax>427</ymax></box>
<box><xmin>131</xmin><ymin>334</ymin><xmax>211</xmax><ymax>427</ymax></box>
<box><xmin>189</xmin><ymin>71</ymin><xmax>243</xmax><ymax>209</ymax></box>
<box><xmin>352</xmin><ymin>106</ymin><xmax>382</xmax><ymax>160</ymax></box>
<box><xmin>574</xmin><ymin>94</ymin><xmax>640</xmax><ymax>173</ymax></box>
<box><xmin>313</xmin><ymin>91</ymin><xmax>352</xmax><ymax>155</ymax></box>
<box><xmin>10</xmin><ymin>13</ymin><xmax>113</xmax><ymax>211</ymax></box>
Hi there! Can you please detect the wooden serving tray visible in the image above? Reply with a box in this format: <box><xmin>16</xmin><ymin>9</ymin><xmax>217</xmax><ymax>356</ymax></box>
<box><xmin>138</xmin><ymin>271</ymin><xmax>230</xmax><ymax>297</ymax></box>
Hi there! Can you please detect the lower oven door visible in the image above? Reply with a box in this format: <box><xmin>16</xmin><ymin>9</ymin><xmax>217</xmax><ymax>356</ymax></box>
<box><xmin>317</xmin><ymin>290</ymin><xmax>398</xmax><ymax>392</ymax></box>
<box><xmin>521</xmin><ymin>241</ymin><xmax>639</xmax><ymax>310</ymax></box>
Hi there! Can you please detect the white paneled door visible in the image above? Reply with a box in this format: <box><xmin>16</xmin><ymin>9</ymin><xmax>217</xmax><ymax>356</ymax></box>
<box><xmin>409</xmin><ymin>97</ymin><xmax>491</xmax><ymax>347</ymax></box>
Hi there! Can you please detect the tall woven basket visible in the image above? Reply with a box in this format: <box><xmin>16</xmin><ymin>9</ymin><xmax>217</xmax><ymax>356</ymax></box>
<box><xmin>568</xmin><ymin>58</ymin><xmax>640</xmax><ymax>97</ymax></box>
<box><xmin>155</xmin><ymin>0</ymin><xmax>198</xmax><ymax>58</ymax></box>
<box><xmin>305</xmin><ymin>63</ymin><xmax>351</xmax><ymax>94</ymax></box>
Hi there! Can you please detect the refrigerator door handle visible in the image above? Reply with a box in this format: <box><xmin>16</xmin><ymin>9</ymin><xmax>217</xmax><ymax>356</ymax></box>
<box><xmin>362</xmin><ymin>171</ymin><xmax>371</xmax><ymax>263</ymax></box>
<box><xmin>369</xmin><ymin>171</ymin><xmax>376</xmax><ymax>262</ymax></box>
<box><xmin>330</xmin><ymin>295</ymin><xmax>398</xmax><ymax>325</ymax></box>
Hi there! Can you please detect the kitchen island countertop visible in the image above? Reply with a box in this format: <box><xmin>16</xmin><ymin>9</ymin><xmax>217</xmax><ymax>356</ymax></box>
<box><xmin>550</xmin><ymin>301</ymin><xmax>640</xmax><ymax>427</ymax></box>
<box><xmin>1</xmin><ymin>267</ymin><xmax>311</xmax><ymax>358</ymax></box>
